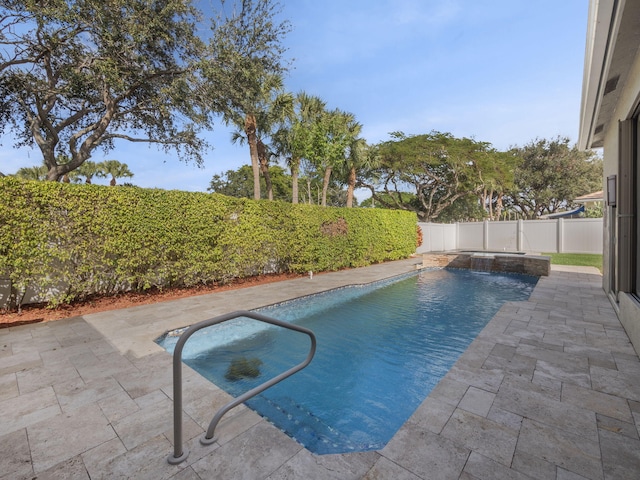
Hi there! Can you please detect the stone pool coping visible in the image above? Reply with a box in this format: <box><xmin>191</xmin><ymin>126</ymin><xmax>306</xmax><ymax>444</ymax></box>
<box><xmin>1</xmin><ymin>259</ymin><xmax>639</xmax><ymax>478</ymax></box>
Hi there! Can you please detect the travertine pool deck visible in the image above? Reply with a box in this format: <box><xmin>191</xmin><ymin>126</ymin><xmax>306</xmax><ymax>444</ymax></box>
<box><xmin>1</xmin><ymin>259</ymin><xmax>640</xmax><ymax>479</ymax></box>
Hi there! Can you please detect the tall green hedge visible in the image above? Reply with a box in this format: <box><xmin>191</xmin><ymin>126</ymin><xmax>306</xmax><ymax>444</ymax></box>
<box><xmin>0</xmin><ymin>178</ymin><xmax>417</xmax><ymax>308</ymax></box>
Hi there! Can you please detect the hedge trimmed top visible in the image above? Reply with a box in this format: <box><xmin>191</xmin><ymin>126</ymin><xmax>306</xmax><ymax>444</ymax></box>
<box><xmin>0</xmin><ymin>178</ymin><xmax>417</xmax><ymax>308</ymax></box>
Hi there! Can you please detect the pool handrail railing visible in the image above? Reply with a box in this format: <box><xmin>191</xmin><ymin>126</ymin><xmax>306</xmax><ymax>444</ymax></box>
<box><xmin>167</xmin><ymin>309</ymin><xmax>317</xmax><ymax>465</ymax></box>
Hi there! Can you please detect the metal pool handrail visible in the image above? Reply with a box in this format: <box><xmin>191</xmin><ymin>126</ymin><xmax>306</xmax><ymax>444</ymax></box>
<box><xmin>167</xmin><ymin>310</ymin><xmax>316</xmax><ymax>465</ymax></box>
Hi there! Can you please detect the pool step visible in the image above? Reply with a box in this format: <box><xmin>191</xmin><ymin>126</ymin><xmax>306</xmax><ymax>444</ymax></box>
<box><xmin>249</xmin><ymin>395</ymin><xmax>361</xmax><ymax>454</ymax></box>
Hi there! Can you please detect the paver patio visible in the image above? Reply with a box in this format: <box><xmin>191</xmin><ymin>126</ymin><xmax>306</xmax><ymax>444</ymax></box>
<box><xmin>1</xmin><ymin>258</ymin><xmax>639</xmax><ymax>479</ymax></box>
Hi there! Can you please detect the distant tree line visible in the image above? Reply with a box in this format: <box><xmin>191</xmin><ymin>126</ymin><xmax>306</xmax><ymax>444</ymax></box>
<box><xmin>209</xmin><ymin>133</ymin><xmax>602</xmax><ymax>221</ymax></box>
<box><xmin>208</xmin><ymin>164</ymin><xmax>352</xmax><ymax>207</ymax></box>
<box><xmin>11</xmin><ymin>159</ymin><xmax>134</xmax><ymax>186</ymax></box>
<box><xmin>362</xmin><ymin>134</ymin><xmax>602</xmax><ymax>221</ymax></box>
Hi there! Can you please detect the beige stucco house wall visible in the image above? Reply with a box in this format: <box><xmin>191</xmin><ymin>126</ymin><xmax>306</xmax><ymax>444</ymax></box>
<box><xmin>579</xmin><ymin>0</ymin><xmax>640</xmax><ymax>353</ymax></box>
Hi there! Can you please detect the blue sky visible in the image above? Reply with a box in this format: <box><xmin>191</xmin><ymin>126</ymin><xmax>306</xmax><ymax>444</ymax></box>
<box><xmin>1</xmin><ymin>0</ymin><xmax>589</xmax><ymax>198</ymax></box>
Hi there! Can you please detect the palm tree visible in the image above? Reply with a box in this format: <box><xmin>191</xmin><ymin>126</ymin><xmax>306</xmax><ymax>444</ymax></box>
<box><xmin>230</xmin><ymin>133</ymin><xmax>281</xmax><ymax>201</ymax></box>
<box><xmin>342</xmin><ymin>137</ymin><xmax>369</xmax><ymax>208</ymax></box>
<box><xmin>15</xmin><ymin>155</ymin><xmax>76</xmax><ymax>181</ymax></box>
<box><xmin>272</xmin><ymin>92</ymin><xmax>327</xmax><ymax>204</ymax></box>
<box><xmin>270</xmin><ymin>128</ymin><xmax>295</xmax><ymax>202</ymax></box>
<box><xmin>225</xmin><ymin>74</ymin><xmax>293</xmax><ymax>200</ymax></box>
<box><xmin>312</xmin><ymin>109</ymin><xmax>360</xmax><ymax>207</ymax></box>
<box><xmin>96</xmin><ymin>160</ymin><xmax>133</xmax><ymax>186</ymax></box>
<box><xmin>14</xmin><ymin>164</ymin><xmax>48</xmax><ymax>180</ymax></box>
<box><xmin>69</xmin><ymin>160</ymin><xmax>100</xmax><ymax>184</ymax></box>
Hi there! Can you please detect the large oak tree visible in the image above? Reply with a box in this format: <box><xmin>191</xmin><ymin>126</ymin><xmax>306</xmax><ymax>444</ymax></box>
<box><xmin>361</xmin><ymin>131</ymin><xmax>490</xmax><ymax>221</ymax></box>
<box><xmin>507</xmin><ymin>137</ymin><xmax>602</xmax><ymax>218</ymax></box>
<box><xmin>0</xmin><ymin>0</ymin><xmax>290</xmax><ymax>181</ymax></box>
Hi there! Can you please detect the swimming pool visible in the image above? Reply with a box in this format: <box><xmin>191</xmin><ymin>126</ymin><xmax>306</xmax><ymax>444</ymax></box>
<box><xmin>157</xmin><ymin>268</ymin><xmax>537</xmax><ymax>454</ymax></box>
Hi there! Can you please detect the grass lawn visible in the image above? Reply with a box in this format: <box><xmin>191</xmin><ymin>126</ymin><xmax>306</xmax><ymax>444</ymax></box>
<box><xmin>542</xmin><ymin>253</ymin><xmax>603</xmax><ymax>273</ymax></box>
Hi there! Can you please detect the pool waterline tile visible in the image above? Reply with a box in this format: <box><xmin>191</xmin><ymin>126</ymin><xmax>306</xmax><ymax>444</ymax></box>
<box><xmin>155</xmin><ymin>268</ymin><xmax>537</xmax><ymax>455</ymax></box>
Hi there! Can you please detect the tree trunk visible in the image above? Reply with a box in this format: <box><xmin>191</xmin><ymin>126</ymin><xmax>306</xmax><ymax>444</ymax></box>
<box><xmin>481</xmin><ymin>188</ymin><xmax>488</xmax><ymax>214</ymax></box>
<box><xmin>346</xmin><ymin>166</ymin><xmax>356</xmax><ymax>207</ymax></box>
<box><xmin>495</xmin><ymin>193</ymin><xmax>504</xmax><ymax>220</ymax></box>
<box><xmin>257</xmin><ymin>139</ymin><xmax>273</xmax><ymax>201</ymax></box>
<box><xmin>290</xmin><ymin>157</ymin><xmax>300</xmax><ymax>204</ymax></box>
<box><xmin>245</xmin><ymin>114</ymin><xmax>261</xmax><ymax>200</ymax></box>
<box><xmin>321</xmin><ymin>166</ymin><xmax>332</xmax><ymax>207</ymax></box>
<box><xmin>488</xmin><ymin>189</ymin><xmax>494</xmax><ymax>220</ymax></box>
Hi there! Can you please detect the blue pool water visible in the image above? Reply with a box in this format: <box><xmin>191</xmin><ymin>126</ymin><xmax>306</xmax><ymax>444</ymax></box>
<box><xmin>157</xmin><ymin>268</ymin><xmax>537</xmax><ymax>454</ymax></box>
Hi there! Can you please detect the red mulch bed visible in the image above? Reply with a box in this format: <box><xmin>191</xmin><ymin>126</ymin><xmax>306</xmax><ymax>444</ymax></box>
<box><xmin>0</xmin><ymin>272</ymin><xmax>307</xmax><ymax>328</ymax></box>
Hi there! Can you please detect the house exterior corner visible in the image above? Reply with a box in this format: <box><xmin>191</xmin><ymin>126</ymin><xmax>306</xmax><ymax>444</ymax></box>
<box><xmin>579</xmin><ymin>0</ymin><xmax>640</xmax><ymax>354</ymax></box>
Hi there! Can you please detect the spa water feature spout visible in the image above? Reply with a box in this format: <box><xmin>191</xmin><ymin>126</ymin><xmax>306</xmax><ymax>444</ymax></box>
<box><xmin>470</xmin><ymin>254</ymin><xmax>495</xmax><ymax>272</ymax></box>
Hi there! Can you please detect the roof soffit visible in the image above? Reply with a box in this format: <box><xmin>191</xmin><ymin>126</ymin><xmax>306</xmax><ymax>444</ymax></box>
<box><xmin>579</xmin><ymin>0</ymin><xmax>640</xmax><ymax>149</ymax></box>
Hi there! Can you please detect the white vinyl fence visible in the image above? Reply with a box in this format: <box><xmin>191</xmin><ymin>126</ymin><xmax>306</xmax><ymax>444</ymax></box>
<box><xmin>417</xmin><ymin>218</ymin><xmax>603</xmax><ymax>254</ymax></box>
